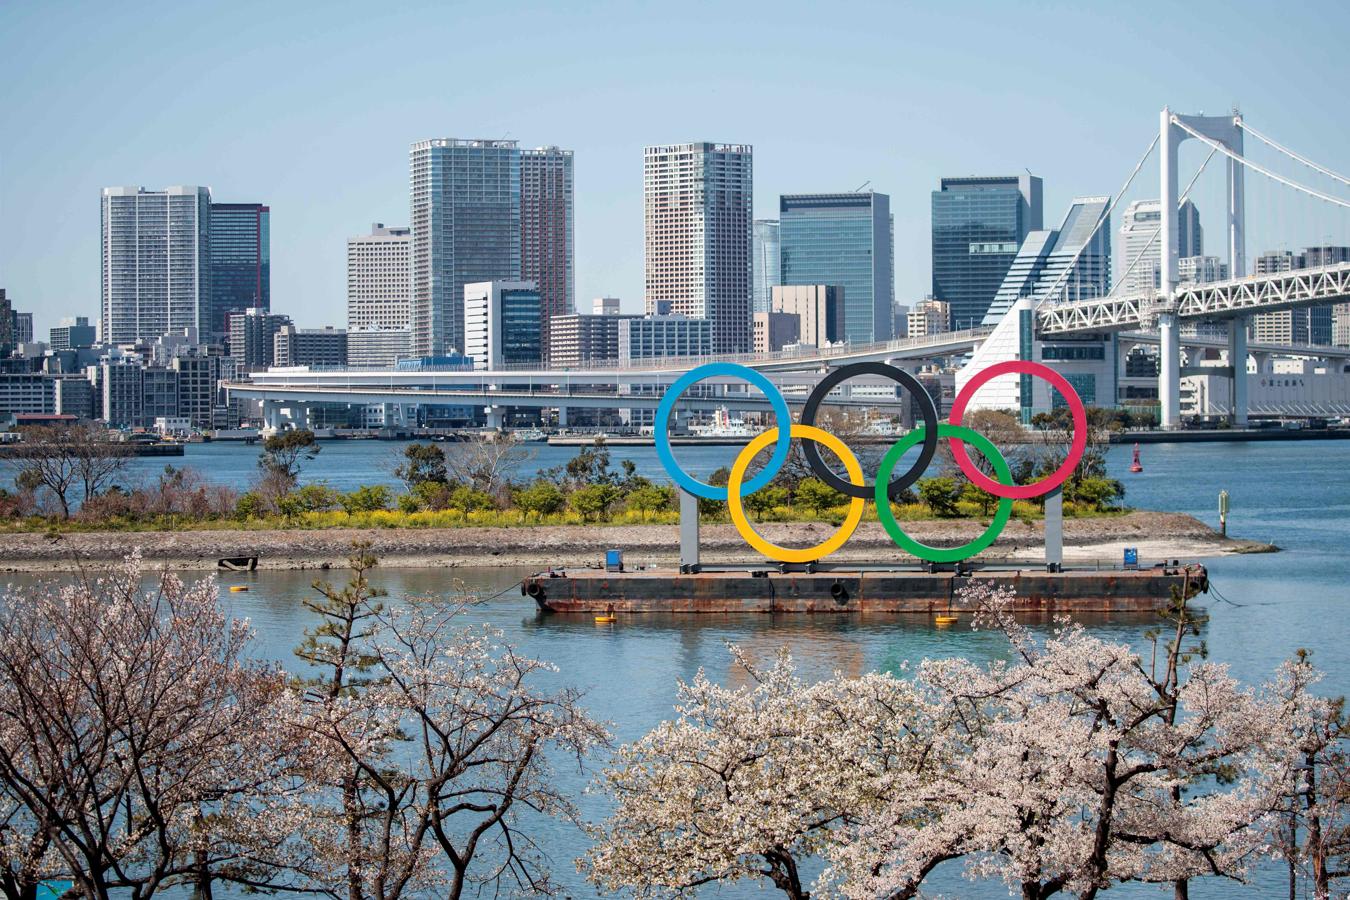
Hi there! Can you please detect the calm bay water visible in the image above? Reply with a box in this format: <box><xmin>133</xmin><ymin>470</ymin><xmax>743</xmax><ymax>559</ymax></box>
<box><xmin>10</xmin><ymin>438</ymin><xmax>1350</xmax><ymax>897</ymax></box>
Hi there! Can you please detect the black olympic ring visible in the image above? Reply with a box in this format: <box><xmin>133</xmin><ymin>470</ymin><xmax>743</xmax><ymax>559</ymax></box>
<box><xmin>799</xmin><ymin>362</ymin><xmax>940</xmax><ymax>501</ymax></box>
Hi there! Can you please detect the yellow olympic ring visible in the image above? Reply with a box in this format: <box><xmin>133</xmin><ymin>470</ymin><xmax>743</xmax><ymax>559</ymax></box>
<box><xmin>726</xmin><ymin>424</ymin><xmax>867</xmax><ymax>564</ymax></box>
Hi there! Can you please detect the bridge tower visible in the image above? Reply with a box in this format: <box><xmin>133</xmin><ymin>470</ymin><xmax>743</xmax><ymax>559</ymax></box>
<box><xmin>1159</xmin><ymin>108</ymin><xmax>1248</xmax><ymax>428</ymax></box>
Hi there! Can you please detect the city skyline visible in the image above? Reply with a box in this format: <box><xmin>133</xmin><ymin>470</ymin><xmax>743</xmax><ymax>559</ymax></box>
<box><xmin>4</xmin><ymin>0</ymin><xmax>1350</xmax><ymax>337</ymax></box>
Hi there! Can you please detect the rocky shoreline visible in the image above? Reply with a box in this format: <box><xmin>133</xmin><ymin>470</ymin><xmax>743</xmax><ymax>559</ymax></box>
<box><xmin>0</xmin><ymin>511</ymin><xmax>1275</xmax><ymax>572</ymax></box>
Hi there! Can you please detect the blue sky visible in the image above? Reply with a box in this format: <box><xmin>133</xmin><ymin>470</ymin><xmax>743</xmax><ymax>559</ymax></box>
<box><xmin>3</xmin><ymin>0</ymin><xmax>1350</xmax><ymax>337</ymax></box>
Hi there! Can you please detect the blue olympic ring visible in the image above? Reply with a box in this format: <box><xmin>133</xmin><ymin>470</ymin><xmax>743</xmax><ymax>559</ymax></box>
<box><xmin>654</xmin><ymin>362</ymin><xmax>793</xmax><ymax>501</ymax></box>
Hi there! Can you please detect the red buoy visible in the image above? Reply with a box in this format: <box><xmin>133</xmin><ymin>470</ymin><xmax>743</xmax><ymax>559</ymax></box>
<box><xmin>1129</xmin><ymin>442</ymin><xmax>1143</xmax><ymax>473</ymax></box>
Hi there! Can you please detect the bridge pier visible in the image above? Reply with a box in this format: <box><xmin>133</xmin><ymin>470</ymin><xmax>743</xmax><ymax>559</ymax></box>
<box><xmin>484</xmin><ymin>407</ymin><xmax>504</xmax><ymax>431</ymax></box>
<box><xmin>1158</xmin><ymin>313</ymin><xmax>1182</xmax><ymax>429</ymax></box>
<box><xmin>262</xmin><ymin>400</ymin><xmax>282</xmax><ymax>435</ymax></box>
<box><xmin>557</xmin><ymin>405</ymin><xmax>569</xmax><ymax>428</ymax></box>
<box><xmin>1228</xmin><ymin>318</ymin><xmax>1249</xmax><ymax>427</ymax></box>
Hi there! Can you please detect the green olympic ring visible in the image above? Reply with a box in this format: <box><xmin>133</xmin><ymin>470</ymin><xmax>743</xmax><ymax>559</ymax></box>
<box><xmin>875</xmin><ymin>424</ymin><xmax>1015</xmax><ymax>563</ymax></box>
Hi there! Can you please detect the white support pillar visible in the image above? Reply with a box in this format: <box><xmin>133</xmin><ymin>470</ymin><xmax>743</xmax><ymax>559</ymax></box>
<box><xmin>484</xmin><ymin>407</ymin><xmax>504</xmax><ymax>431</ymax></box>
<box><xmin>1159</xmin><ymin>312</ymin><xmax>1181</xmax><ymax>429</ymax></box>
<box><xmin>557</xmin><ymin>405</ymin><xmax>569</xmax><ymax>428</ymax></box>
<box><xmin>1044</xmin><ymin>486</ymin><xmax>1063</xmax><ymax>571</ymax></box>
<box><xmin>1228</xmin><ymin>318</ymin><xmax>1249</xmax><ymax>428</ymax></box>
<box><xmin>1159</xmin><ymin>107</ymin><xmax>1180</xmax><ymax>297</ymax></box>
<box><xmin>679</xmin><ymin>488</ymin><xmax>700</xmax><ymax>572</ymax></box>
<box><xmin>1228</xmin><ymin>113</ymin><xmax>1246</xmax><ymax>278</ymax></box>
<box><xmin>262</xmin><ymin>400</ymin><xmax>281</xmax><ymax>434</ymax></box>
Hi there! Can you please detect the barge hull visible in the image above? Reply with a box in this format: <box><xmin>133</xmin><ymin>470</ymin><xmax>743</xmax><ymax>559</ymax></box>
<box><xmin>524</xmin><ymin>567</ymin><xmax>1206</xmax><ymax>615</ymax></box>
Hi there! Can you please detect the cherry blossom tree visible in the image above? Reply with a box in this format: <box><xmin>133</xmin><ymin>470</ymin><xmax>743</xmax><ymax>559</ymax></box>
<box><xmin>290</xmin><ymin>544</ymin><xmax>608</xmax><ymax>899</ymax></box>
<box><xmin>829</xmin><ymin>583</ymin><xmax>1304</xmax><ymax>900</ymax></box>
<box><xmin>583</xmin><ymin>580</ymin><xmax>1339</xmax><ymax>900</ymax></box>
<box><xmin>1264</xmin><ymin>651</ymin><xmax>1348</xmax><ymax>900</ymax></box>
<box><xmin>582</xmin><ymin>647</ymin><xmax>940</xmax><ymax>899</ymax></box>
<box><xmin>0</xmin><ymin>553</ymin><xmax>297</xmax><ymax>900</ymax></box>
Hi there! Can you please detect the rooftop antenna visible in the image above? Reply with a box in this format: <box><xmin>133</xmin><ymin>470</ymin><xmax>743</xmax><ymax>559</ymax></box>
<box><xmin>853</xmin><ymin>180</ymin><xmax>871</xmax><ymax>192</ymax></box>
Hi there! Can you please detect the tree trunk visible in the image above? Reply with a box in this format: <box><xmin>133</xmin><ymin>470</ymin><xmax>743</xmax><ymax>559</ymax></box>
<box><xmin>764</xmin><ymin>849</ymin><xmax>809</xmax><ymax>900</ymax></box>
<box><xmin>345</xmin><ymin>770</ymin><xmax>363</xmax><ymax>900</ymax></box>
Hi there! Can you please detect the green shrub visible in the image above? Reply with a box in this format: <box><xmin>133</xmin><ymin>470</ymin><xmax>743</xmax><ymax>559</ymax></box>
<box><xmin>446</xmin><ymin>485</ymin><xmax>496</xmax><ymax>513</ymax></box>
<box><xmin>626</xmin><ymin>484</ymin><xmax>673</xmax><ymax>520</ymax></box>
<box><xmin>341</xmin><ymin>484</ymin><xmax>392</xmax><ymax>514</ymax></box>
<box><xmin>794</xmin><ymin>477</ymin><xmax>842</xmax><ymax>515</ymax></box>
<box><xmin>570</xmin><ymin>483</ymin><xmax>620</xmax><ymax>522</ymax></box>
<box><xmin>515</xmin><ymin>480</ymin><xmax>567</xmax><ymax>517</ymax></box>
<box><xmin>293</xmin><ymin>483</ymin><xmax>341</xmax><ymax>512</ymax></box>
<box><xmin>743</xmin><ymin>485</ymin><xmax>790</xmax><ymax>522</ymax></box>
<box><xmin>917</xmin><ymin>477</ymin><xmax>962</xmax><ymax>518</ymax></box>
<box><xmin>235</xmin><ymin>492</ymin><xmax>263</xmax><ymax>520</ymax></box>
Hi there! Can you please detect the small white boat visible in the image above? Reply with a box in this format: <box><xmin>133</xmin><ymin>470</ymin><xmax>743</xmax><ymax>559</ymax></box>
<box><xmin>690</xmin><ymin>407</ymin><xmax>761</xmax><ymax>439</ymax></box>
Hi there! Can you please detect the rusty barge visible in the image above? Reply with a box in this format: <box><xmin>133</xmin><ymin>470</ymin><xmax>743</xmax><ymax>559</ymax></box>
<box><xmin>522</xmin><ymin>564</ymin><xmax>1208</xmax><ymax>616</ymax></box>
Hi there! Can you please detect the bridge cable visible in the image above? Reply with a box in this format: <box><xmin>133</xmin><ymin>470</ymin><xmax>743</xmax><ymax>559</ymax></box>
<box><xmin>1108</xmin><ymin>143</ymin><xmax>1219</xmax><ymax>297</ymax></box>
<box><xmin>1172</xmin><ymin>117</ymin><xmax>1350</xmax><ymax>211</ymax></box>
<box><xmin>1039</xmin><ymin>133</ymin><xmax>1161</xmax><ymax>306</ymax></box>
<box><xmin>1236</xmin><ymin>119</ymin><xmax>1350</xmax><ymax>191</ymax></box>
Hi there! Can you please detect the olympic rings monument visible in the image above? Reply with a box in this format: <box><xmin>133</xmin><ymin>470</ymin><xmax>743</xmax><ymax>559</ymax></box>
<box><xmin>525</xmin><ymin>361</ymin><xmax>1207</xmax><ymax>616</ymax></box>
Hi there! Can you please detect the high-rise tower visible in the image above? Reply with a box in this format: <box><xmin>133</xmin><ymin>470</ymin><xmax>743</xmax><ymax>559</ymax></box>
<box><xmin>931</xmin><ymin>175</ymin><xmax>1042</xmax><ymax>329</ymax></box>
<box><xmin>520</xmin><ymin>147</ymin><xmax>574</xmax><ymax>362</ymax></box>
<box><xmin>1118</xmin><ymin>199</ymin><xmax>1201</xmax><ymax>294</ymax></box>
<box><xmin>410</xmin><ymin>139</ymin><xmax>521</xmax><ymax>357</ymax></box>
<box><xmin>752</xmin><ymin>219</ymin><xmax>781</xmax><ymax>314</ymax></box>
<box><xmin>101</xmin><ymin>186</ymin><xmax>212</xmax><ymax>344</ymax></box>
<box><xmin>209</xmin><ymin>202</ymin><xmax>270</xmax><ymax>338</ymax></box>
<box><xmin>644</xmin><ymin>142</ymin><xmax>753</xmax><ymax>354</ymax></box>
<box><xmin>780</xmin><ymin>192</ymin><xmax>893</xmax><ymax>343</ymax></box>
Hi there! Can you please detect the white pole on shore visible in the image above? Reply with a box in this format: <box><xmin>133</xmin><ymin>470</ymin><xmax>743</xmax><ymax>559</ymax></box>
<box><xmin>1045</xmin><ymin>486</ymin><xmax>1064</xmax><ymax>571</ymax></box>
<box><xmin>679</xmin><ymin>488</ymin><xmax>700</xmax><ymax>573</ymax></box>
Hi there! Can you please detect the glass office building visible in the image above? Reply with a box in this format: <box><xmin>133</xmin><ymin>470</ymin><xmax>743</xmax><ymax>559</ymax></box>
<box><xmin>410</xmin><ymin>139</ymin><xmax>521</xmax><ymax>357</ymax></box>
<box><xmin>209</xmin><ymin>202</ymin><xmax>270</xmax><ymax>338</ymax></box>
<box><xmin>931</xmin><ymin>175</ymin><xmax>1042</xmax><ymax>330</ymax></box>
<box><xmin>464</xmin><ymin>280</ymin><xmax>541</xmax><ymax>369</ymax></box>
<box><xmin>779</xmin><ymin>192</ymin><xmax>892</xmax><ymax>344</ymax></box>
<box><xmin>752</xmin><ymin>219</ymin><xmax>780</xmax><ymax>313</ymax></box>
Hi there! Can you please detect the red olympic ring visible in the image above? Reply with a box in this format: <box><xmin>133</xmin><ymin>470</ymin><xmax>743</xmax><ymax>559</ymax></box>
<box><xmin>947</xmin><ymin>360</ymin><xmax>1087</xmax><ymax>500</ymax></box>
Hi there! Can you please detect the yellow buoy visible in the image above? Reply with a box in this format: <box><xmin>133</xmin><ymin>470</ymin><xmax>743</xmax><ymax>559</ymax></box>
<box><xmin>594</xmin><ymin>615</ymin><xmax>617</xmax><ymax>624</ymax></box>
<box><xmin>934</xmin><ymin>614</ymin><xmax>959</xmax><ymax>626</ymax></box>
<box><xmin>229</xmin><ymin>585</ymin><xmax>250</xmax><ymax>593</ymax></box>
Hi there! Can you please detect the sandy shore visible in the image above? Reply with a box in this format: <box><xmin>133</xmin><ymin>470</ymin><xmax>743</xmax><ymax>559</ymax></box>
<box><xmin>0</xmin><ymin>511</ymin><xmax>1275</xmax><ymax>572</ymax></box>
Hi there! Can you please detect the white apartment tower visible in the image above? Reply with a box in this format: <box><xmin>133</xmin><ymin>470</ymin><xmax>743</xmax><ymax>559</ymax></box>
<box><xmin>644</xmin><ymin>142</ymin><xmax>753</xmax><ymax>354</ymax></box>
<box><xmin>101</xmin><ymin>186</ymin><xmax>212</xmax><ymax>344</ymax></box>
<box><xmin>347</xmin><ymin>223</ymin><xmax>412</xmax><ymax>367</ymax></box>
<box><xmin>347</xmin><ymin>223</ymin><xmax>411</xmax><ymax>331</ymax></box>
<box><xmin>1118</xmin><ymin>199</ymin><xmax>1202</xmax><ymax>294</ymax></box>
